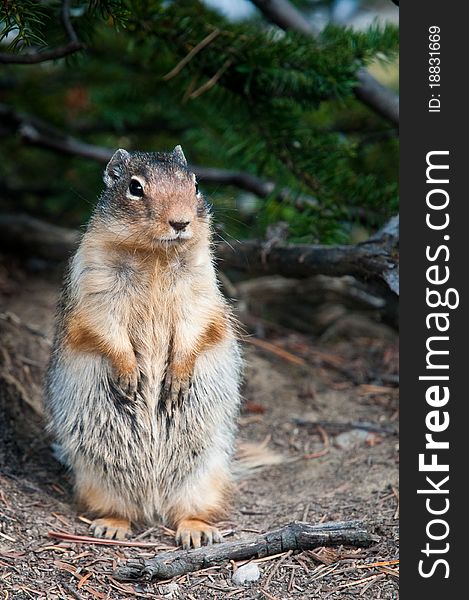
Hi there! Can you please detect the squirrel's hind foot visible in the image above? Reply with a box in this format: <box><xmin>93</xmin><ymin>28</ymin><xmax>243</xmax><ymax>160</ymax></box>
<box><xmin>175</xmin><ymin>519</ymin><xmax>223</xmax><ymax>550</ymax></box>
<box><xmin>90</xmin><ymin>517</ymin><xmax>131</xmax><ymax>540</ymax></box>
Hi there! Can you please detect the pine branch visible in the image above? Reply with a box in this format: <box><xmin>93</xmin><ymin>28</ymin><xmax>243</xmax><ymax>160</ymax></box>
<box><xmin>0</xmin><ymin>0</ymin><xmax>84</xmax><ymax>65</ymax></box>
<box><xmin>250</xmin><ymin>0</ymin><xmax>399</xmax><ymax>125</ymax></box>
<box><xmin>0</xmin><ymin>103</ymin><xmax>318</xmax><ymax>210</ymax></box>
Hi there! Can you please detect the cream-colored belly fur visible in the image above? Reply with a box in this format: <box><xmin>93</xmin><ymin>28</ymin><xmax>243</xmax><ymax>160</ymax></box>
<box><xmin>46</xmin><ymin>243</ymin><xmax>242</xmax><ymax>525</ymax></box>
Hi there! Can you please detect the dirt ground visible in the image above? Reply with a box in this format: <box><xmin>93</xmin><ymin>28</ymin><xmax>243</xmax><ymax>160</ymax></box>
<box><xmin>0</xmin><ymin>256</ymin><xmax>399</xmax><ymax>599</ymax></box>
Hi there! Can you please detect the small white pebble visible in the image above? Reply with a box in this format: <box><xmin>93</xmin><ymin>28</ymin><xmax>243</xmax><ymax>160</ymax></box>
<box><xmin>159</xmin><ymin>582</ymin><xmax>179</xmax><ymax>598</ymax></box>
<box><xmin>232</xmin><ymin>562</ymin><xmax>261</xmax><ymax>585</ymax></box>
<box><xmin>335</xmin><ymin>428</ymin><xmax>369</xmax><ymax>450</ymax></box>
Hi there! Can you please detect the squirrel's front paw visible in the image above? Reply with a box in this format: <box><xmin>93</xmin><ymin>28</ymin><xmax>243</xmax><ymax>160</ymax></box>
<box><xmin>112</xmin><ymin>352</ymin><xmax>139</xmax><ymax>395</ymax></box>
<box><xmin>161</xmin><ymin>371</ymin><xmax>191</xmax><ymax>405</ymax></box>
<box><xmin>116</xmin><ymin>369</ymin><xmax>139</xmax><ymax>395</ymax></box>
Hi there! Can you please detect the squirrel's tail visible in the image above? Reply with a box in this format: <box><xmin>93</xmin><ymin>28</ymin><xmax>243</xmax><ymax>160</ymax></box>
<box><xmin>233</xmin><ymin>436</ymin><xmax>286</xmax><ymax>478</ymax></box>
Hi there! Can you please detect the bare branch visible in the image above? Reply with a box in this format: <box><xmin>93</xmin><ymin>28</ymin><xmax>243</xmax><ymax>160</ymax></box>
<box><xmin>354</xmin><ymin>70</ymin><xmax>399</xmax><ymax>125</ymax></box>
<box><xmin>60</xmin><ymin>0</ymin><xmax>79</xmax><ymax>44</ymax></box>
<box><xmin>0</xmin><ymin>0</ymin><xmax>84</xmax><ymax>65</ymax></box>
<box><xmin>0</xmin><ymin>42</ymin><xmax>84</xmax><ymax>65</ymax></box>
<box><xmin>217</xmin><ymin>215</ymin><xmax>399</xmax><ymax>294</ymax></box>
<box><xmin>163</xmin><ymin>28</ymin><xmax>221</xmax><ymax>80</ymax></box>
<box><xmin>250</xmin><ymin>0</ymin><xmax>399</xmax><ymax>125</ymax></box>
<box><xmin>188</xmin><ymin>58</ymin><xmax>233</xmax><ymax>99</ymax></box>
<box><xmin>252</xmin><ymin>0</ymin><xmax>320</xmax><ymax>35</ymax></box>
<box><xmin>0</xmin><ymin>213</ymin><xmax>80</xmax><ymax>262</ymax></box>
<box><xmin>19</xmin><ymin>121</ymin><xmax>112</xmax><ymax>162</ymax></box>
<box><xmin>114</xmin><ymin>520</ymin><xmax>374</xmax><ymax>582</ymax></box>
<box><xmin>0</xmin><ymin>103</ymin><xmax>318</xmax><ymax>210</ymax></box>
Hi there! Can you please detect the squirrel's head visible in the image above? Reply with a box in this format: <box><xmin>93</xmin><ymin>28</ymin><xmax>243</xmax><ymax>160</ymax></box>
<box><xmin>97</xmin><ymin>146</ymin><xmax>210</xmax><ymax>252</ymax></box>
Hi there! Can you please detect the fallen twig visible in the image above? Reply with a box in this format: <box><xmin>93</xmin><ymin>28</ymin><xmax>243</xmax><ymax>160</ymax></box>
<box><xmin>337</xmin><ymin>573</ymin><xmax>384</xmax><ymax>590</ymax></box>
<box><xmin>264</xmin><ymin>549</ymin><xmax>293</xmax><ymax>589</ymax></box>
<box><xmin>379</xmin><ymin>565</ymin><xmax>399</xmax><ymax>578</ymax></box>
<box><xmin>293</xmin><ymin>419</ymin><xmax>398</xmax><ymax>436</ymax></box>
<box><xmin>245</xmin><ymin>337</ymin><xmax>306</xmax><ymax>366</ymax></box>
<box><xmin>302</xmin><ymin>425</ymin><xmax>330</xmax><ymax>460</ymax></box>
<box><xmin>47</xmin><ymin>530</ymin><xmax>170</xmax><ymax>549</ymax></box>
<box><xmin>357</xmin><ymin>559</ymin><xmax>399</xmax><ymax>570</ymax></box>
<box><xmin>113</xmin><ymin>520</ymin><xmax>374</xmax><ymax>582</ymax></box>
<box><xmin>62</xmin><ymin>583</ymin><xmax>86</xmax><ymax>600</ymax></box>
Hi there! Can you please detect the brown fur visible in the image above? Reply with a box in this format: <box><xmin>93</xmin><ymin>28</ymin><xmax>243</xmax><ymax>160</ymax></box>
<box><xmin>46</xmin><ymin>148</ymin><xmax>242</xmax><ymax>550</ymax></box>
<box><xmin>66</xmin><ymin>313</ymin><xmax>137</xmax><ymax>378</ymax></box>
<box><xmin>197</xmin><ymin>314</ymin><xmax>229</xmax><ymax>353</ymax></box>
<box><xmin>169</xmin><ymin>313</ymin><xmax>229</xmax><ymax>381</ymax></box>
<box><xmin>76</xmin><ymin>478</ymin><xmax>117</xmax><ymax>517</ymax></box>
<box><xmin>167</xmin><ymin>470</ymin><xmax>232</xmax><ymax>526</ymax></box>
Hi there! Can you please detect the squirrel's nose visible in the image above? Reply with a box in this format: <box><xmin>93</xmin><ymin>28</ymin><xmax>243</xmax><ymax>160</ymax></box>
<box><xmin>169</xmin><ymin>220</ymin><xmax>190</xmax><ymax>232</ymax></box>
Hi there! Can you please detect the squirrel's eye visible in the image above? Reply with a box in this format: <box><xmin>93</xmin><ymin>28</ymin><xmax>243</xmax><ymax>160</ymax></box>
<box><xmin>129</xmin><ymin>178</ymin><xmax>144</xmax><ymax>197</ymax></box>
<box><xmin>195</xmin><ymin>181</ymin><xmax>199</xmax><ymax>195</ymax></box>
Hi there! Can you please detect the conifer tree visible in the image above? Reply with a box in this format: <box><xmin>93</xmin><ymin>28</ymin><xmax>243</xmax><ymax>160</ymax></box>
<box><xmin>0</xmin><ymin>0</ymin><xmax>398</xmax><ymax>244</ymax></box>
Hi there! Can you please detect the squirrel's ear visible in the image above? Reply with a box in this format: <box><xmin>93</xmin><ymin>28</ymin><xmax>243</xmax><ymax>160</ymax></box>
<box><xmin>103</xmin><ymin>149</ymin><xmax>130</xmax><ymax>186</ymax></box>
<box><xmin>172</xmin><ymin>145</ymin><xmax>187</xmax><ymax>167</ymax></box>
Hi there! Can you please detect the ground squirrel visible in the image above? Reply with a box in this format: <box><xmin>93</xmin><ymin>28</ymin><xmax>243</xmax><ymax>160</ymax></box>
<box><xmin>45</xmin><ymin>146</ymin><xmax>242</xmax><ymax>548</ymax></box>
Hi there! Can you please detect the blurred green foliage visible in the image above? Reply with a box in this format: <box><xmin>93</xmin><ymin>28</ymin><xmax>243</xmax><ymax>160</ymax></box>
<box><xmin>0</xmin><ymin>0</ymin><xmax>398</xmax><ymax>244</ymax></box>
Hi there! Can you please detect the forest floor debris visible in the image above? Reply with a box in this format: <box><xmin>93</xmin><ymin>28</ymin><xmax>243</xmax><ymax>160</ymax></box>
<box><xmin>0</xmin><ymin>256</ymin><xmax>399</xmax><ymax>599</ymax></box>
